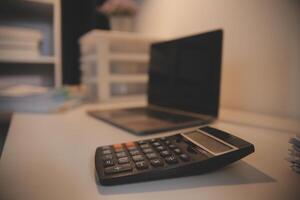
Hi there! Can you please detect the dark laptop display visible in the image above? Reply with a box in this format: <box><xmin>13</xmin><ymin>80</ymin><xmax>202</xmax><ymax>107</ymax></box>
<box><xmin>88</xmin><ymin>29</ymin><xmax>223</xmax><ymax>135</ymax></box>
<box><xmin>148</xmin><ymin>30</ymin><xmax>222</xmax><ymax>117</ymax></box>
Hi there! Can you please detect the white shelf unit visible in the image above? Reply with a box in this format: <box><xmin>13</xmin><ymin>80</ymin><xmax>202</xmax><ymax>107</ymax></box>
<box><xmin>0</xmin><ymin>0</ymin><xmax>61</xmax><ymax>88</ymax></box>
<box><xmin>79</xmin><ymin>30</ymin><xmax>159</xmax><ymax>102</ymax></box>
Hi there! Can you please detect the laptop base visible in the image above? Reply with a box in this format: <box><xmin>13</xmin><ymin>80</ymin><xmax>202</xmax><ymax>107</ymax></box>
<box><xmin>88</xmin><ymin>107</ymin><xmax>210</xmax><ymax>135</ymax></box>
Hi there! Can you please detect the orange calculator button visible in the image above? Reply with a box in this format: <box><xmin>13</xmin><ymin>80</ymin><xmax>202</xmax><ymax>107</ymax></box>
<box><xmin>113</xmin><ymin>144</ymin><xmax>122</xmax><ymax>149</ymax></box>
<box><xmin>125</xmin><ymin>142</ymin><xmax>135</xmax><ymax>148</ymax></box>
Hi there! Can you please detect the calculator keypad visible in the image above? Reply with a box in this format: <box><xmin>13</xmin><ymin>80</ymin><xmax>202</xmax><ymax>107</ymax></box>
<box><xmin>165</xmin><ymin>155</ymin><xmax>178</xmax><ymax>164</ymax></box>
<box><xmin>102</xmin><ymin>149</ymin><xmax>112</xmax><ymax>155</ymax></box>
<box><xmin>104</xmin><ymin>164</ymin><xmax>132</xmax><ymax>174</ymax></box>
<box><xmin>146</xmin><ymin>152</ymin><xmax>158</xmax><ymax>159</ymax></box>
<box><xmin>142</xmin><ymin>148</ymin><xmax>153</xmax><ymax>154</ymax></box>
<box><xmin>129</xmin><ymin>150</ymin><xmax>140</xmax><ymax>156</ymax></box>
<box><xmin>150</xmin><ymin>158</ymin><xmax>164</xmax><ymax>167</ymax></box>
<box><xmin>103</xmin><ymin>159</ymin><xmax>114</xmax><ymax>167</ymax></box>
<box><xmin>118</xmin><ymin>157</ymin><xmax>130</xmax><ymax>164</ymax></box>
<box><xmin>155</xmin><ymin>146</ymin><xmax>166</xmax><ymax>151</ymax></box>
<box><xmin>98</xmin><ymin>135</ymin><xmax>198</xmax><ymax>176</ymax></box>
<box><xmin>96</xmin><ymin>127</ymin><xmax>254</xmax><ymax>186</ymax></box>
<box><xmin>116</xmin><ymin>152</ymin><xmax>127</xmax><ymax>158</ymax></box>
<box><xmin>132</xmin><ymin>155</ymin><xmax>145</xmax><ymax>162</ymax></box>
<box><xmin>160</xmin><ymin>150</ymin><xmax>171</xmax><ymax>157</ymax></box>
<box><xmin>102</xmin><ymin>154</ymin><xmax>113</xmax><ymax>160</ymax></box>
<box><xmin>179</xmin><ymin>153</ymin><xmax>190</xmax><ymax>161</ymax></box>
<box><xmin>135</xmin><ymin>161</ymin><xmax>149</xmax><ymax>170</ymax></box>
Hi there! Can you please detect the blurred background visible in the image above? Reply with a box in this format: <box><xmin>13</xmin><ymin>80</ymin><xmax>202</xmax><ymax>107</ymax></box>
<box><xmin>0</xmin><ymin>0</ymin><xmax>299</xmax><ymax>119</ymax></box>
<box><xmin>136</xmin><ymin>0</ymin><xmax>300</xmax><ymax>119</ymax></box>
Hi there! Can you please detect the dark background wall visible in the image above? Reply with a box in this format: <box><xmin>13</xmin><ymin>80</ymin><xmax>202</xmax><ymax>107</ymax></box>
<box><xmin>61</xmin><ymin>0</ymin><xmax>109</xmax><ymax>85</ymax></box>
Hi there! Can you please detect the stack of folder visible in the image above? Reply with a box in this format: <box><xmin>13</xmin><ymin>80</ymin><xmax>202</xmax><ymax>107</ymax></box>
<box><xmin>0</xmin><ymin>26</ymin><xmax>42</xmax><ymax>58</ymax></box>
<box><xmin>0</xmin><ymin>85</ymin><xmax>84</xmax><ymax>113</ymax></box>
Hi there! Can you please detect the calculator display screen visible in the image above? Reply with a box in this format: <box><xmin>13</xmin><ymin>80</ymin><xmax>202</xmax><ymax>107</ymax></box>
<box><xmin>185</xmin><ymin>131</ymin><xmax>233</xmax><ymax>154</ymax></box>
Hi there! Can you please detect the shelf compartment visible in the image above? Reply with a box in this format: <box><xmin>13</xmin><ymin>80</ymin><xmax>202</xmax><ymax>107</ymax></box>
<box><xmin>110</xmin><ymin>82</ymin><xmax>147</xmax><ymax>97</ymax></box>
<box><xmin>0</xmin><ymin>62</ymin><xmax>54</xmax><ymax>88</ymax></box>
<box><xmin>0</xmin><ymin>55</ymin><xmax>54</xmax><ymax>64</ymax></box>
<box><xmin>109</xmin><ymin>75</ymin><xmax>148</xmax><ymax>83</ymax></box>
<box><xmin>80</xmin><ymin>61</ymin><xmax>98</xmax><ymax>81</ymax></box>
<box><xmin>84</xmin><ymin>82</ymin><xmax>98</xmax><ymax>101</ymax></box>
<box><xmin>109</xmin><ymin>53</ymin><xmax>149</xmax><ymax>63</ymax></box>
<box><xmin>110</xmin><ymin>61</ymin><xmax>148</xmax><ymax>75</ymax></box>
<box><xmin>79</xmin><ymin>54</ymin><xmax>97</xmax><ymax>63</ymax></box>
<box><xmin>110</xmin><ymin>40</ymin><xmax>150</xmax><ymax>55</ymax></box>
<box><xmin>79</xmin><ymin>30</ymin><xmax>159</xmax><ymax>102</ymax></box>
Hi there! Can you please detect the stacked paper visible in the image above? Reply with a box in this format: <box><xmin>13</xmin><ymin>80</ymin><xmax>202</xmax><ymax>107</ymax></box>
<box><xmin>0</xmin><ymin>85</ymin><xmax>84</xmax><ymax>113</ymax></box>
<box><xmin>287</xmin><ymin>135</ymin><xmax>300</xmax><ymax>174</ymax></box>
<box><xmin>0</xmin><ymin>26</ymin><xmax>42</xmax><ymax>58</ymax></box>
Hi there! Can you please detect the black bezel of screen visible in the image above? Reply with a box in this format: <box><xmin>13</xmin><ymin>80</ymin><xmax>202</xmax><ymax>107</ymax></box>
<box><xmin>147</xmin><ymin>29</ymin><xmax>223</xmax><ymax>117</ymax></box>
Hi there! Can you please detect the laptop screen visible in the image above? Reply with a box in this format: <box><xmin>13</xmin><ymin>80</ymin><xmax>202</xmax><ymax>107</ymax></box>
<box><xmin>148</xmin><ymin>30</ymin><xmax>223</xmax><ymax>117</ymax></box>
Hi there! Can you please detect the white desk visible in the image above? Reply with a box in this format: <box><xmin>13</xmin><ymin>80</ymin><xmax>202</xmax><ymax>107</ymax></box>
<box><xmin>0</xmin><ymin>102</ymin><xmax>299</xmax><ymax>200</ymax></box>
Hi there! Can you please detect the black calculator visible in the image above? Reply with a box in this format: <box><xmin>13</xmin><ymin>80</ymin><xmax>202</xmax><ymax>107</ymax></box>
<box><xmin>95</xmin><ymin>126</ymin><xmax>254</xmax><ymax>185</ymax></box>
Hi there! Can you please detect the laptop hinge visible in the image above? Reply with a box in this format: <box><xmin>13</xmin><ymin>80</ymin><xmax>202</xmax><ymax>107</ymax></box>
<box><xmin>148</xmin><ymin>104</ymin><xmax>215</xmax><ymax>122</ymax></box>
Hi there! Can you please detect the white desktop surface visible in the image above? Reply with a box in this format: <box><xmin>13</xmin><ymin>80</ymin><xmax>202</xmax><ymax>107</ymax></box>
<box><xmin>0</xmin><ymin>102</ymin><xmax>299</xmax><ymax>200</ymax></box>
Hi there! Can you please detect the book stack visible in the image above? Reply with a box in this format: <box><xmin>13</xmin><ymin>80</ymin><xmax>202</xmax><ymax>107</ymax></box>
<box><xmin>287</xmin><ymin>135</ymin><xmax>300</xmax><ymax>174</ymax></box>
<box><xmin>0</xmin><ymin>85</ymin><xmax>84</xmax><ymax>113</ymax></box>
<box><xmin>0</xmin><ymin>26</ymin><xmax>42</xmax><ymax>59</ymax></box>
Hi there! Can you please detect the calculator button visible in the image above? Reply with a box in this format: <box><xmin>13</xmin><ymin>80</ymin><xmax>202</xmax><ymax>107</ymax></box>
<box><xmin>102</xmin><ymin>149</ymin><xmax>112</xmax><ymax>155</ymax></box>
<box><xmin>127</xmin><ymin>146</ymin><xmax>138</xmax><ymax>151</ymax></box>
<box><xmin>118</xmin><ymin>157</ymin><xmax>130</xmax><ymax>164</ymax></box>
<box><xmin>155</xmin><ymin>146</ymin><xmax>166</xmax><ymax>151</ymax></box>
<box><xmin>152</xmin><ymin>142</ymin><xmax>161</xmax><ymax>147</ymax></box>
<box><xmin>160</xmin><ymin>150</ymin><xmax>171</xmax><ymax>157</ymax></box>
<box><xmin>129</xmin><ymin>150</ymin><xmax>141</xmax><ymax>156</ymax></box>
<box><xmin>101</xmin><ymin>146</ymin><xmax>111</xmax><ymax>150</ymax></box>
<box><xmin>142</xmin><ymin>148</ymin><xmax>153</xmax><ymax>154</ymax></box>
<box><xmin>187</xmin><ymin>146</ymin><xmax>198</xmax><ymax>154</ymax></box>
<box><xmin>140</xmin><ymin>144</ymin><xmax>150</xmax><ymax>149</ymax></box>
<box><xmin>113</xmin><ymin>144</ymin><xmax>122</xmax><ymax>149</ymax></box>
<box><xmin>135</xmin><ymin>161</ymin><xmax>149</xmax><ymax>170</ymax></box>
<box><xmin>173</xmin><ymin>148</ymin><xmax>182</xmax><ymax>154</ymax></box>
<box><xmin>125</xmin><ymin>142</ymin><xmax>136</xmax><ymax>148</ymax></box>
<box><xmin>116</xmin><ymin>152</ymin><xmax>127</xmax><ymax>158</ymax></box>
<box><xmin>150</xmin><ymin>158</ymin><xmax>164</xmax><ymax>167</ymax></box>
<box><xmin>175</xmin><ymin>136</ymin><xmax>182</xmax><ymax>143</ymax></box>
<box><xmin>164</xmin><ymin>140</ymin><xmax>171</xmax><ymax>145</ymax></box>
<box><xmin>137</xmin><ymin>140</ymin><xmax>147</xmax><ymax>145</ymax></box>
<box><xmin>102</xmin><ymin>154</ymin><xmax>113</xmax><ymax>160</ymax></box>
<box><xmin>168</xmin><ymin>144</ymin><xmax>177</xmax><ymax>149</ymax></box>
<box><xmin>104</xmin><ymin>164</ymin><xmax>132</xmax><ymax>174</ymax></box>
<box><xmin>160</xmin><ymin>137</ymin><xmax>167</xmax><ymax>141</ymax></box>
<box><xmin>132</xmin><ymin>155</ymin><xmax>145</xmax><ymax>162</ymax></box>
<box><xmin>146</xmin><ymin>153</ymin><xmax>158</xmax><ymax>159</ymax></box>
<box><xmin>103</xmin><ymin>159</ymin><xmax>114</xmax><ymax>167</ymax></box>
<box><xmin>150</xmin><ymin>139</ymin><xmax>157</xmax><ymax>143</ymax></box>
<box><xmin>114</xmin><ymin>148</ymin><xmax>125</xmax><ymax>153</ymax></box>
<box><xmin>165</xmin><ymin>155</ymin><xmax>178</xmax><ymax>164</ymax></box>
<box><xmin>179</xmin><ymin>153</ymin><xmax>190</xmax><ymax>162</ymax></box>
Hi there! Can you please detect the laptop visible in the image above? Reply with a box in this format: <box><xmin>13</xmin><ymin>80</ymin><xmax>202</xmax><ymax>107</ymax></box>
<box><xmin>88</xmin><ymin>29</ymin><xmax>223</xmax><ymax>135</ymax></box>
